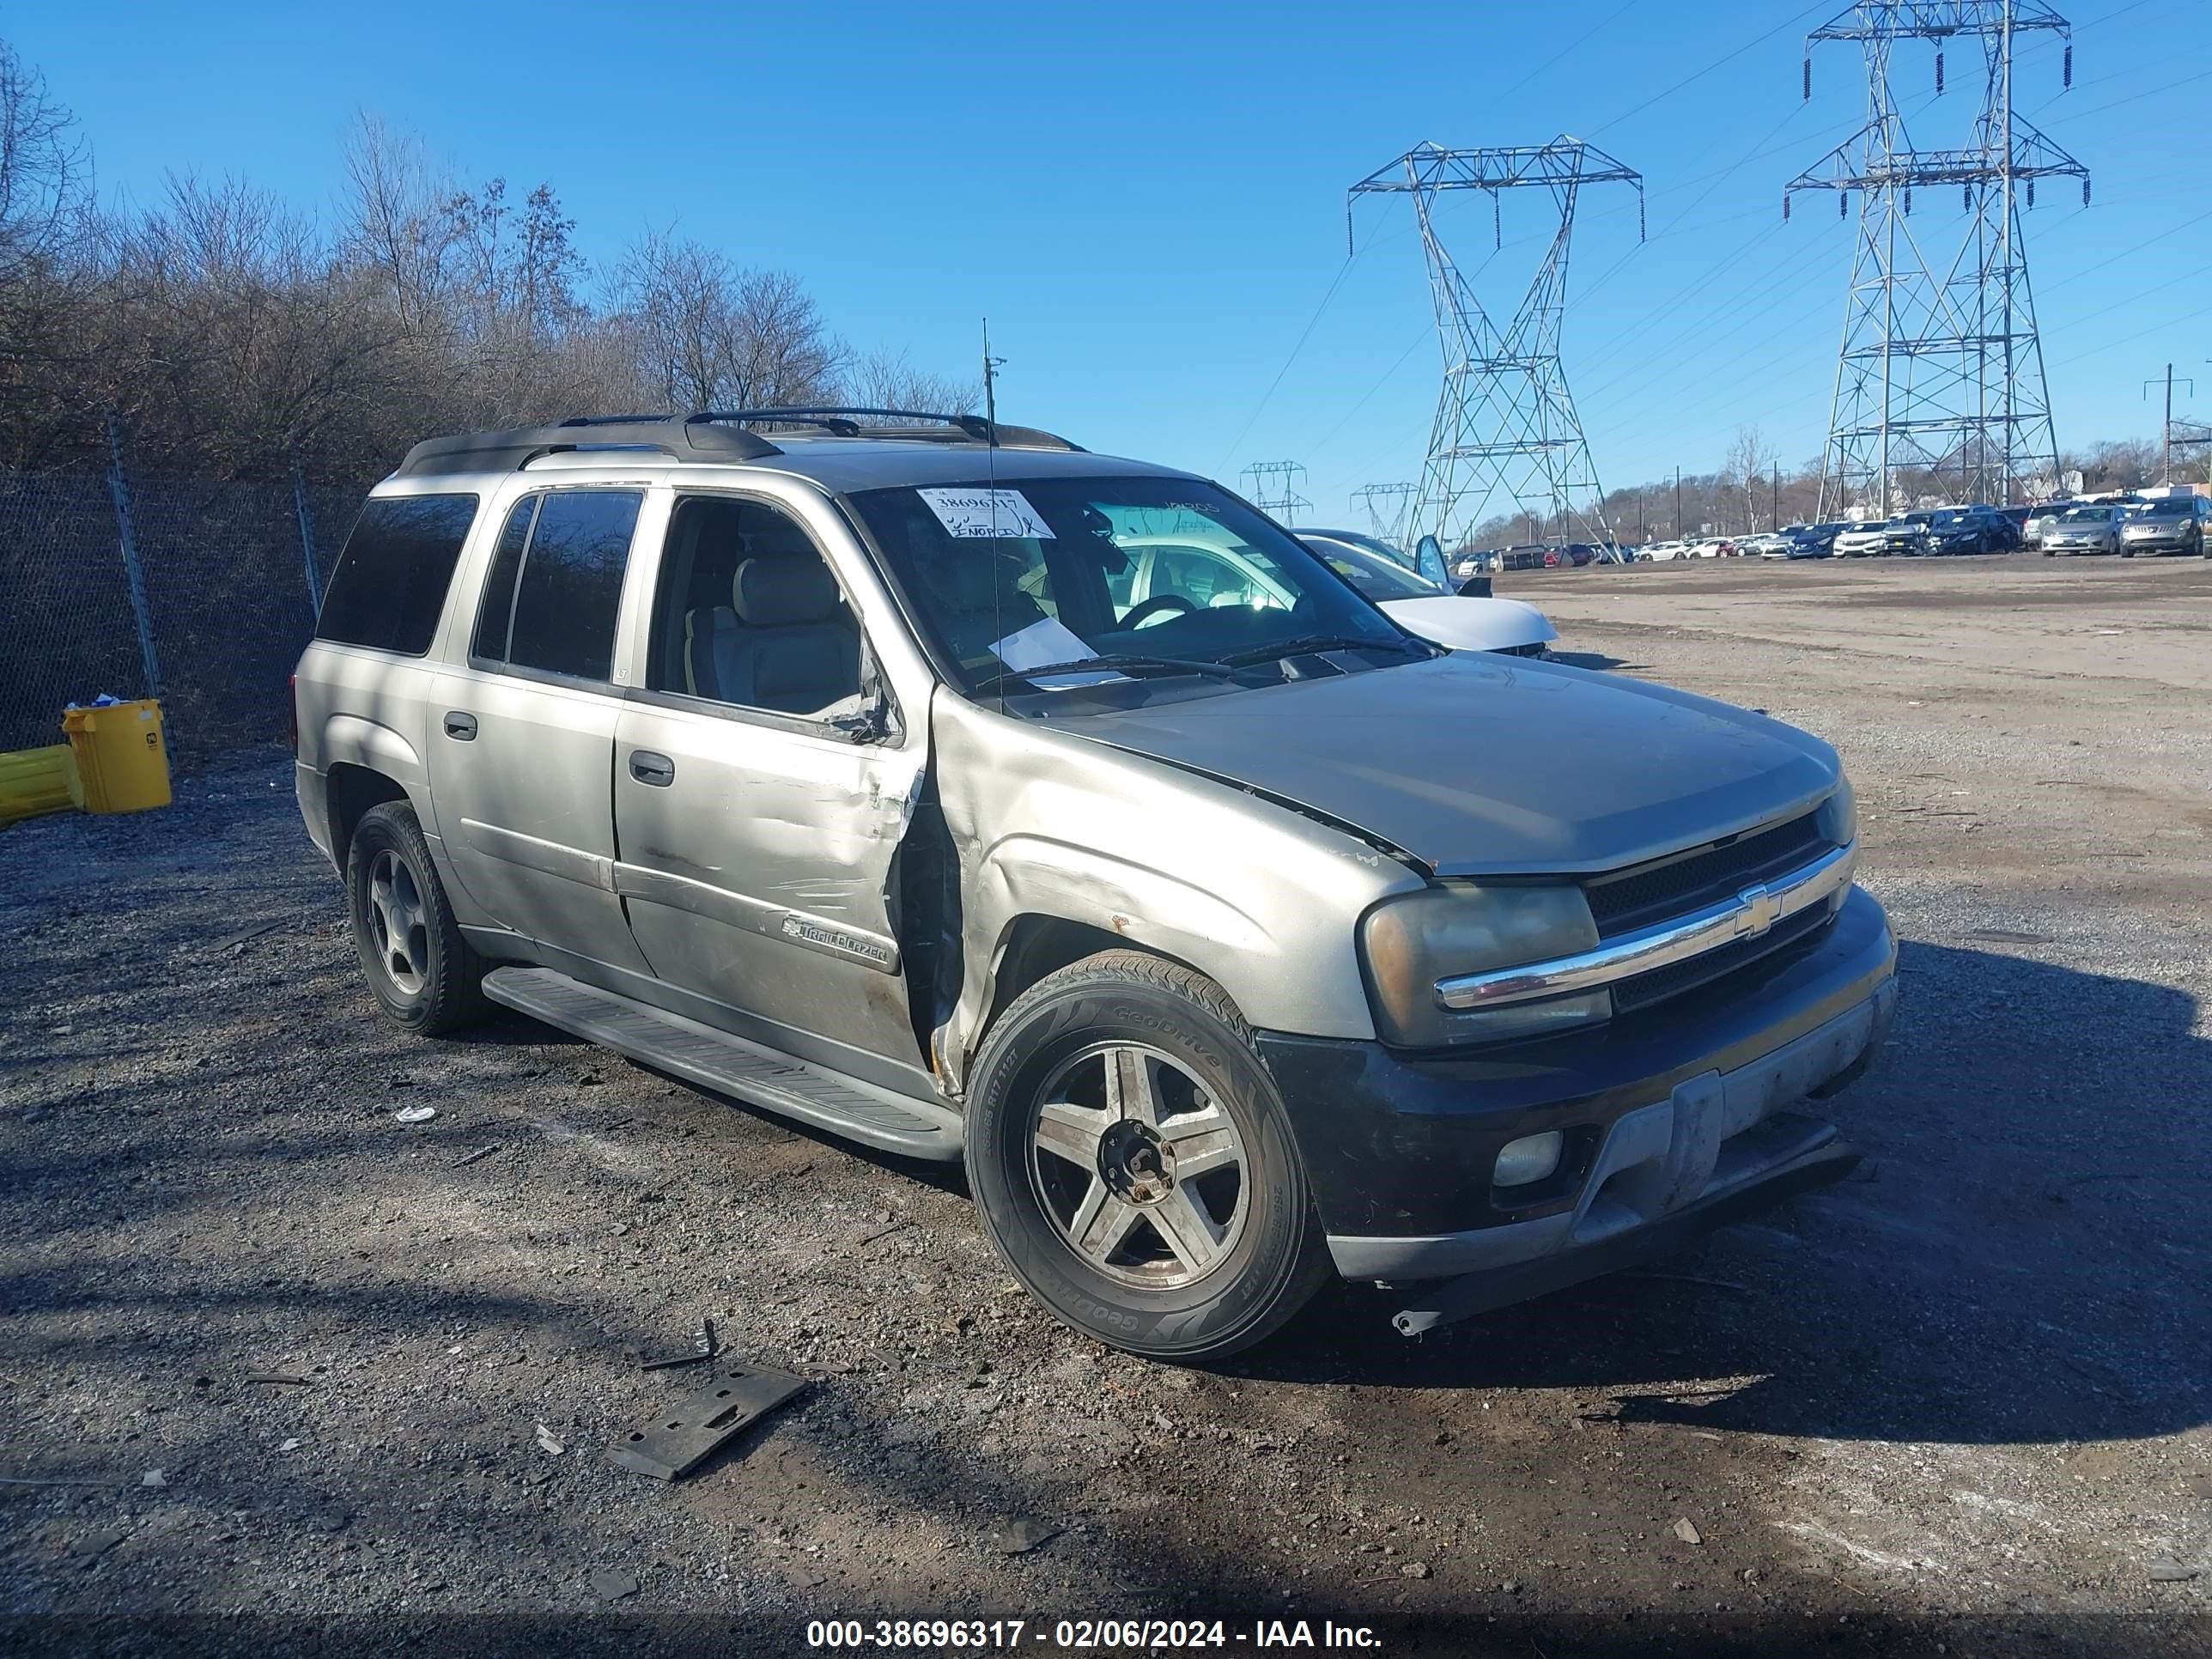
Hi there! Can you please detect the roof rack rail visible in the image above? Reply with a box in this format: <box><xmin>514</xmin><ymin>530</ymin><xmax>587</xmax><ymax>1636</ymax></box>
<box><xmin>693</xmin><ymin>407</ymin><xmax>1084</xmax><ymax>452</ymax></box>
<box><xmin>393</xmin><ymin>415</ymin><xmax>782</xmax><ymax>478</ymax></box>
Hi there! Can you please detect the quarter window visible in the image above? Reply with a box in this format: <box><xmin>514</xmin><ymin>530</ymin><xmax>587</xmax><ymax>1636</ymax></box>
<box><xmin>471</xmin><ymin>496</ymin><xmax>538</xmax><ymax>662</ymax></box>
<box><xmin>498</xmin><ymin>490</ymin><xmax>642</xmax><ymax>683</ymax></box>
<box><xmin>314</xmin><ymin>494</ymin><xmax>480</xmax><ymax>655</ymax></box>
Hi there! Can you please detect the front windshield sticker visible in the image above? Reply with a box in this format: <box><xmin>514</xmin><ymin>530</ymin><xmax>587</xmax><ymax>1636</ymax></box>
<box><xmin>917</xmin><ymin>487</ymin><xmax>1056</xmax><ymax>540</ymax></box>
<box><xmin>988</xmin><ymin>616</ymin><xmax>1101</xmax><ymax>672</ymax></box>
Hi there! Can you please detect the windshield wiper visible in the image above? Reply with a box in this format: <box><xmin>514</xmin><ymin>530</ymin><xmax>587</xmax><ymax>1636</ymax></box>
<box><xmin>1212</xmin><ymin>633</ymin><xmax>1427</xmax><ymax>667</ymax></box>
<box><xmin>971</xmin><ymin>653</ymin><xmax>1238</xmax><ymax>697</ymax></box>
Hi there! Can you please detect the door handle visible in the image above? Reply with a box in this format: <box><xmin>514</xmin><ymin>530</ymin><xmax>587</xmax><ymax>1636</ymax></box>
<box><xmin>442</xmin><ymin>711</ymin><xmax>477</xmax><ymax>740</ymax></box>
<box><xmin>629</xmin><ymin>750</ymin><xmax>676</xmax><ymax>787</ymax></box>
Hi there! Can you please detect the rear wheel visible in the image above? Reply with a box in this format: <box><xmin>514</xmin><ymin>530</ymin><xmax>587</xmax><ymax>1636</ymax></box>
<box><xmin>346</xmin><ymin>801</ymin><xmax>489</xmax><ymax>1035</ymax></box>
<box><xmin>964</xmin><ymin>950</ymin><xmax>1331</xmax><ymax>1360</ymax></box>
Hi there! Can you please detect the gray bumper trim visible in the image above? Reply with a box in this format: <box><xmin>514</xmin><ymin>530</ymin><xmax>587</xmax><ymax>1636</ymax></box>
<box><xmin>1326</xmin><ymin>974</ymin><xmax>1899</xmax><ymax>1282</ymax></box>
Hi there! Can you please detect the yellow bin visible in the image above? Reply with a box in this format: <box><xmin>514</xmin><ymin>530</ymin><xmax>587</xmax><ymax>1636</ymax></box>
<box><xmin>63</xmin><ymin>699</ymin><xmax>172</xmax><ymax>814</ymax></box>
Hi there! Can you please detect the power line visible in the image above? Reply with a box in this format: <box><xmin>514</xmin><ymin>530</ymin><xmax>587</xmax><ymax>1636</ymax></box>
<box><xmin>1212</xmin><ymin>224</ymin><xmax>1378</xmax><ymax>476</ymax></box>
<box><xmin>1587</xmin><ymin>0</ymin><xmax>1835</xmax><ymax>140</ymax></box>
<box><xmin>2053</xmin><ymin>294</ymin><xmax>2212</xmax><ymax>369</ymax></box>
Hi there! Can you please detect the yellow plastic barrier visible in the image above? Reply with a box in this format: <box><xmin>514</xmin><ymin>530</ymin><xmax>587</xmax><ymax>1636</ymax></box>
<box><xmin>62</xmin><ymin>699</ymin><xmax>172</xmax><ymax>815</ymax></box>
<box><xmin>0</xmin><ymin>744</ymin><xmax>80</xmax><ymax>827</ymax></box>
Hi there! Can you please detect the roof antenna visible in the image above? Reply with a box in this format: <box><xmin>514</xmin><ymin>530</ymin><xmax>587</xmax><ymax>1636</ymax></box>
<box><xmin>983</xmin><ymin>318</ymin><xmax>1005</xmax><ymax>712</ymax></box>
<box><xmin>981</xmin><ymin>319</ymin><xmax>1004</xmax><ymax>448</ymax></box>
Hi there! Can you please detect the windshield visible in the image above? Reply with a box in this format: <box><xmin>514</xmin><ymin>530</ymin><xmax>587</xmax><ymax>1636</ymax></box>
<box><xmin>2136</xmin><ymin>500</ymin><xmax>2191</xmax><ymax>518</ymax></box>
<box><xmin>1931</xmin><ymin>509</ymin><xmax>1974</xmax><ymax>527</ymax></box>
<box><xmin>1900</xmin><ymin>512</ymin><xmax>1936</xmax><ymax>526</ymax></box>
<box><xmin>848</xmin><ymin>475</ymin><xmax>1419</xmax><ymax>697</ymax></box>
<box><xmin>1296</xmin><ymin>528</ymin><xmax>1413</xmax><ymax>568</ymax></box>
<box><xmin>1298</xmin><ymin>536</ymin><xmax>1441</xmax><ymax>601</ymax></box>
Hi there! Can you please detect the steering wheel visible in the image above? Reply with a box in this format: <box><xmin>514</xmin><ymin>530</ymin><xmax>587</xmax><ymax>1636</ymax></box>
<box><xmin>1122</xmin><ymin>593</ymin><xmax>1199</xmax><ymax>629</ymax></box>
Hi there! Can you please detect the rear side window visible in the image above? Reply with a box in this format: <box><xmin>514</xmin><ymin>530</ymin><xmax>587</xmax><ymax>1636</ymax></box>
<box><xmin>315</xmin><ymin>494</ymin><xmax>480</xmax><ymax>655</ymax></box>
<box><xmin>471</xmin><ymin>497</ymin><xmax>538</xmax><ymax>662</ymax></box>
<box><xmin>504</xmin><ymin>490</ymin><xmax>642</xmax><ymax>682</ymax></box>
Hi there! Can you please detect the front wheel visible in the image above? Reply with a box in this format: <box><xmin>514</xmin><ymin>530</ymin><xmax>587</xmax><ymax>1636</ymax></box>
<box><xmin>963</xmin><ymin>950</ymin><xmax>1331</xmax><ymax>1360</ymax></box>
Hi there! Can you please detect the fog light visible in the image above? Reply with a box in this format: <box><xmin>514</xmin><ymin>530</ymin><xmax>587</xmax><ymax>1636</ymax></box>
<box><xmin>1494</xmin><ymin>1130</ymin><xmax>1565</xmax><ymax>1188</ymax></box>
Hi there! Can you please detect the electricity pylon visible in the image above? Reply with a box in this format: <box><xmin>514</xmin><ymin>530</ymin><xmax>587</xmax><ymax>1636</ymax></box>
<box><xmin>1241</xmin><ymin>460</ymin><xmax>1312</xmax><ymax>520</ymax></box>
<box><xmin>1788</xmin><ymin>1</ymin><xmax>2088</xmax><ymax>517</ymax></box>
<box><xmin>1351</xmin><ymin>482</ymin><xmax>1418</xmax><ymax>546</ymax></box>
<box><xmin>1349</xmin><ymin>139</ymin><xmax>1644</xmax><ymax>560</ymax></box>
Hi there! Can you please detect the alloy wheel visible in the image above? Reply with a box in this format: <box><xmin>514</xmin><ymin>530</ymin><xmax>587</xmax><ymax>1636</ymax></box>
<box><xmin>1027</xmin><ymin>1042</ymin><xmax>1249</xmax><ymax>1290</ymax></box>
<box><xmin>366</xmin><ymin>848</ymin><xmax>430</xmax><ymax>995</ymax></box>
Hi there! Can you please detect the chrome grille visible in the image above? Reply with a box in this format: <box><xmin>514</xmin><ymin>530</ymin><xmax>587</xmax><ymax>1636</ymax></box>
<box><xmin>1584</xmin><ymin>811</ymin><xmax>1827</xmax><ymax>939</ymax></box>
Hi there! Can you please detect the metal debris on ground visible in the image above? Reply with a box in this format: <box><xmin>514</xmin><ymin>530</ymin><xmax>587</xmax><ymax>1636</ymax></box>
<box><xmin>589</xmin><ymin>1569</ymin><xmax>640</xmax><ymax>1600</ymax></box>
<box><xmin>989</xmin><ymin>1518</ymin><xmax>1060</xmax><ymax>1555</ymax></box>
<box><xmin>242</xmin><ymin>1373</ymin><xmax>311</xmax><ymax>1386</ymax></box>
<box><xmin>393</xmin><ymin>1105</ymin><xmax>436</xmax><ymax>1124</ymax></box>
<box><xmin>1674</xmin><ymin>1518</ymin><xmax>1705</xmax><ymax>1545</ymax></box>
<box><xmin>2148</xmin><ymin>1559</ymin><xmax>2199</xmax><ymax>1583</ymax></box>
<box><xmin>534</xmin><ymin>1422</ymin><xmax>566</xmax><ymax>1455</ymax></box>
<box><xmin>453</xmin><ymin>1145</ymin><xmax>497</xmax><ymax>1167</ymax></box>
<box><xmin>641</xmin><ymin>1315</ymin><xmax>719</xmax><ymax>1372</ymax></box>
<box><xmin>606</xmin><ymin>1362</ymin><xmax>806</xmax><ymax>1481</ymax></box>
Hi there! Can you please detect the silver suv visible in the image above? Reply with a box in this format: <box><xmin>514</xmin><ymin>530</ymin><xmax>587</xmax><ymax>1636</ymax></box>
<box><xmin>294</xmin><ymin>410</ymin><xmax>1897</xmax><ymax>1358</ymax></box>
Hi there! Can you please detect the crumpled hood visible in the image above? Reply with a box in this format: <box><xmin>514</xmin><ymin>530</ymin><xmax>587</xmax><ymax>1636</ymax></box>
<box><xmin>1041</xmin><ymin>653</ymin><xmax>1840</xmax><ymax>876</ymax></box>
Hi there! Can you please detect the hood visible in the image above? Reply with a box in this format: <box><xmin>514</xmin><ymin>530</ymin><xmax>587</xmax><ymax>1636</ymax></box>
<box><xmin>1038</xmin><ymin>653</ymin><xmax>1840</xmax><ymax>877</ymax></box>
<box><xmin>1376</xmin><ymin>595</ymin><xmax>1558</xmax><ymax>653</ymax></box>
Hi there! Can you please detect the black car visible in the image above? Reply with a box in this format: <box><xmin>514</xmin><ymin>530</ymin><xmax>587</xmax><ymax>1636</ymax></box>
<box><xmin>1925</xmin><ymin>505</ymin><xmax>2012</xmax><ymax>556</ymax></box>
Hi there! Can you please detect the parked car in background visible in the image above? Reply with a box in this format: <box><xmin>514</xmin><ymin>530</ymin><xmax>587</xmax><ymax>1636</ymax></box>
<box><xmin>1640</xmin><ymin>540</ymin><xmax>1686</xmax><ymax>562</ymax></box>
<box><xmin>1289</xmin><ymin>526</ymin><xmax>1414</xmax><ymax>572</ymax></box>
<box><xmin>1295</xmin><ymin>534</ymin><xmax>1558</xmax><ymax>656</ymax></box>
<box><xmin>1788</xmin><ymin>522</ymin><xmax>1850</xmax><ymax>558</ymax></box>
<box><xmin>292</xmin><ymin>408</ymin><xmax>1893</xmax><ymax>1357</ymax></box>
<box><xmin>1834</xmin><ymin>518</ymin><xmax>1928</xmax><ymax>557</ymax></box>
<box><xmin>1924</xmin><ymin>505</ymin><xmax>2012</xmax><ymax>556</ymax></box>
<box><xmin>2041</xmin><ymin>503</ymin><xmax>2127</xmax><ymax>556</ymax></box>
<box><xmin>1996</xmin><ymin>505</ymin><xmax>2033</xmax><ymax>547</ymax></box>
<box><xmin>2024</xmin><ymin>501</ymin><xmax>2082</xmax><ymax>549</ymax></box>
<box><xmin>2119</xmin><ymin>495</ymin><xmax>2210</xmax><ymax>556</ymax></box>
<box><xmin>1685</xmin><ymin>536</ymin><xmax>1735</xmax><ymax>558</ymax></box>
<box><xmin>1739</xmin><ymin>532</ymin><xmax>1789</xmax><ymax>558</ymax></box>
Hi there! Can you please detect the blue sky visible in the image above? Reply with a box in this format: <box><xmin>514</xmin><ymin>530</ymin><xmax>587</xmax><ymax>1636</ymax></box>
<box><xmin>11</xmin><ymin>0</ymin><xmax>2209</xmax><ymax>516</ymax></box>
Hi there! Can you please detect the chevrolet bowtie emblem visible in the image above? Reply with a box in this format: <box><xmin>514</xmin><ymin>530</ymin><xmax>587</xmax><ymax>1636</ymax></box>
<box><xmin>1736</xmin><ymin>883</ymin><xmax>1783</xmax><ymax>939</ymax></box>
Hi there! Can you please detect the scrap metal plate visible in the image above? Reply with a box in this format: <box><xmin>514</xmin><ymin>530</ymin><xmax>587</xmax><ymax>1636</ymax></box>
<box><xmin>606</xmin><ymin>1364</ymin><xmax>808</xmax><ymax>1481</ymax></box>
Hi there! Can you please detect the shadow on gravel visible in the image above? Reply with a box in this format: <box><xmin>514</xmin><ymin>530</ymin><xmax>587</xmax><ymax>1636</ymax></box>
<box><xmin>1545</xmin><ymin>649</ymin><xmax>1633</xmax><ymax>671</ymax></box>
<box><xmin>1226</xmin><ymin>940</ymin><xmax>2211</xmax><ymax>1453</ymax></box>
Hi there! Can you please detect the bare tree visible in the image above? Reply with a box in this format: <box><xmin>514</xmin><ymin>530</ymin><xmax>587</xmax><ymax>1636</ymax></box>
<box><xmin>838</xmin><ymin>348</ymin><xmax>980</xmax><ymax>416</ymax></box>
<box><xmin>615</xmin><ymin>230</ymin><xmax>842</xmax><ymax>411</ymax></box>
<box><xmin>1723</xmin><ymin>425</ymin><xmax>1777</xmax><ymax>532</ymax></box>
<box><xmin>0</xmin><ymin>40</ymin><xmax>88</xmax><ymax>278</ymax></box>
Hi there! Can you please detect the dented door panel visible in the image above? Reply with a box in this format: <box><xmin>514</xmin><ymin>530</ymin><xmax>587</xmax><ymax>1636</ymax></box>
<box><xmin>926</xmin><ymin>690</ymin><xmax>1423</xmax><ymax>1093</ymax></box>
<box><xmin>611</xmin><ymin>700</ymin><xmax>931</xmax><ymax>1086</ymax></box>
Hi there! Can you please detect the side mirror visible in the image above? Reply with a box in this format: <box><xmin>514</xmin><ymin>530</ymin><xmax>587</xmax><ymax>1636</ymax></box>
<box><xmin>1413</xmin><ymin>533</ymin><xmax>1448</xmax><ymax>587</ymax></box>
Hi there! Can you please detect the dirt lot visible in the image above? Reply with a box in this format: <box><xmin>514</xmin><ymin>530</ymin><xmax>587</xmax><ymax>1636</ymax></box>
<box><xmin>3</xmin><ymin>553</ymin><xmax>2208</xmax><ymax>1656</ymax></box>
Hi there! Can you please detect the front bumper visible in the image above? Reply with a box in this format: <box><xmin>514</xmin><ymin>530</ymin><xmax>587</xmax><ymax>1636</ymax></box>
<box><xmin>2123</xmin><ymin>532</ymin><xmax>2194</xmax><ymax>553</ymax></box>
<box><xmin>1256</xmin><ymin>885</ymin><xmax>1897</xmax><ymax>1327</ymax></box>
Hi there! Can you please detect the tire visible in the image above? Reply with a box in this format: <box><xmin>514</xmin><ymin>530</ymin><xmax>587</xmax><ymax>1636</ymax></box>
<box><xmin>345</xmin><ymin>800</ymin><xmax>489</xmax><ymax>1036</ymax></box>
<box><xmin>963</xmin><ymin>950</ymin><xmax>1332</xmax><ymax>1361</ymax></box>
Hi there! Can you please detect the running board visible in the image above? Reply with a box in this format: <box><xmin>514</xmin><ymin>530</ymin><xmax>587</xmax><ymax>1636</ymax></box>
<box><xmin>481</xmin><ymin>966</ymin><xmax>963</xmax><ymax>1160</ymax></box>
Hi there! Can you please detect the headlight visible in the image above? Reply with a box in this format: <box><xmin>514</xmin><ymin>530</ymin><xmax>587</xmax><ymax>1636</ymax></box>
<box><xmin>1817</xmin><ymin>775</ymin><xmax>1857</xmax><ymax>846</ymax></box>
<box><xmin>1359</xmin><ymin>883</ymin><xmax>1607</xmax><ymax>1048</ymax></box>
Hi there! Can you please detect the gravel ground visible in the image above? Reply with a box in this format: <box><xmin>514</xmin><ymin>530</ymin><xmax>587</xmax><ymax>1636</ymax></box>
<box><xmin>2</xmin><ymin>553</ymin><xmax>2208</xmax><ymax>1657</ymax></box>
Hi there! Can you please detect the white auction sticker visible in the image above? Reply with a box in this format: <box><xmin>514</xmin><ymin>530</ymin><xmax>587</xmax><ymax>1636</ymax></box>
<box><xmin>917</xmin><ymin>487</ymin><xmax>1055</xmax><ymax>539</ymax></box>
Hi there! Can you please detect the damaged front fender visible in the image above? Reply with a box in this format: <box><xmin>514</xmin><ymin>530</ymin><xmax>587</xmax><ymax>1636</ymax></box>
<box><xmin>921</xmin><ymin>690</ymin><xmax>1425</xmax><ymax>1095</ymax></box>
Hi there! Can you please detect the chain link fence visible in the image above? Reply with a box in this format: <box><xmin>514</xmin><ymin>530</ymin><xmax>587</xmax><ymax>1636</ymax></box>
<box><xmin>0</xmin><ymin>444</ymin><xmax>363</xmax><ymax>756</ymax></box>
